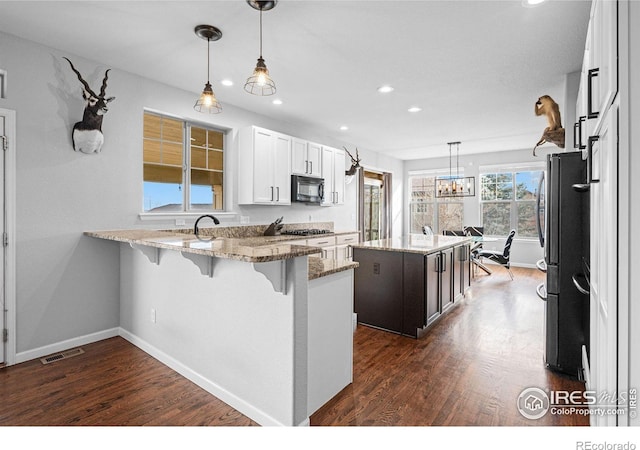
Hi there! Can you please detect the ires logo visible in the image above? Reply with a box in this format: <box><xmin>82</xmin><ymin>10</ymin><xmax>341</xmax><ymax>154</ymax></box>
<box><xmin>517</xmin><ymin>387</ymin><xmax>637</xmax><ymax>419</ymax></box>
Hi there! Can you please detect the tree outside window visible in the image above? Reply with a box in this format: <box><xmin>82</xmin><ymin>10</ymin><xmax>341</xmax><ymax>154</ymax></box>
<box><xmin>480</xmin><ymin>169</ymin><xmax>542</xmax><ymax>237</ymax></box>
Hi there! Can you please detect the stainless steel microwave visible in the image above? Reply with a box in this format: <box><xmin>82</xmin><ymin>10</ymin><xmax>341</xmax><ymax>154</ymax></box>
<box><xmin>291</xmin><ymin>175</ymin><xmax>324</xmax><ymax>204</ymax></box>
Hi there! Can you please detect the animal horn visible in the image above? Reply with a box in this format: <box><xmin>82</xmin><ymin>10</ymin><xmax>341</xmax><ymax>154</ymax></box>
<box><xmin>99</xmin><ymin>69</ymin><xmax>111</xmax><ymax>98</ymax></box>
<box><xmin>63</xmin><ymin>57</ymin><xmax>98</xmax><ymax>98</ymax></box>
<box><xmin>343</xmin><ymin>146</ymin><xmax>355</xmax><ymax>162</ymax></box>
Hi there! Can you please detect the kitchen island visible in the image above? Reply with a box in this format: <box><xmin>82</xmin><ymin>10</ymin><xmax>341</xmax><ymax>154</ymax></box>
<box><xmin>86</xmin><ymin>227</ymin><xmax>357</xmax><ymax>426</ymax></box>
<box><xmin>352</xmin><ymin>234</ymin><xmax>472</xmax><ymax>338</ymax></box>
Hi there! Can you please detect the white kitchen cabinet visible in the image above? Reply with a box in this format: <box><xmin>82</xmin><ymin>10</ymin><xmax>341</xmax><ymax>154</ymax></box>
<box><xmin>335</xmin><ymin>233</ymin><xmax>359</xmax><ymax>260</ymax></box>
<box><xmin>574</xmin><ymin>0</ymin><xmax>620</xmax><ymax>426</ymax></box>
<box><xmin>307</xmin><ymin>235</ymin><xmax>336</xmax><ymax>259</ymax></box>
<box><xmin>292</xmin><ymin>138</ymin><xmax>321</xmax><ymax>178</ymax></box>
<box><xmin>321</xmin><ymin>146</ymin><xmax>346</xmax><ymax>206</ymax></box>
<box><xmin>586</xmin><ymin>0</ymin><xmax>618</xmax><ymax>133</ymax></box>
<box><xmin>238</xmin><ymin>126</ymin><xmax>291</xmax><ymax>205</ymax></box>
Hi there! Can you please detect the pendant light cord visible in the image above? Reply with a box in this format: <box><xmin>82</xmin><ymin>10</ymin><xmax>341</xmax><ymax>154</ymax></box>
<box><xmin>456</xmin><ymin>142</ymin><xmax>460</xmax><ymax>178</ymax></box>
<box><xmin>259</xmin><ymin>9</ymin><xmax>263</xmax><ymax>58</ymax></box>
<box><xmin>207</xmin><ymin>37</ymin><xmax>210</xmax><ymax>83</ymax></box>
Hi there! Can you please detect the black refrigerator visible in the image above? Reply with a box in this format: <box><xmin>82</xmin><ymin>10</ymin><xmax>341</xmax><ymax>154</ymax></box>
<box><xmin>537</xmin><ymin>151</ymin><xmax>590</xmax><ymax>377</ymax></box>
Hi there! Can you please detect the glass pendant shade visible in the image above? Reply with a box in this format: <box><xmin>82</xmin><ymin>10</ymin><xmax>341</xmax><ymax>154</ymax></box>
<box><xmin>244</xmin><ymin>57</ymin><xmax>276</xmax><ymax>96</ymax></box>
<box><xmin>245</xmin><ymin>2</ymin><xmax>277</xmax><ymax>96</ymax></box>
<box><xmin>193</xmin><ymin>25</ymin><xmax>222</xmax><ymax>114</ymax></box>
<box><xmin>194</xmin><ymin>82</ymin><xmax>222</xmax><ymax>113</ymax></box>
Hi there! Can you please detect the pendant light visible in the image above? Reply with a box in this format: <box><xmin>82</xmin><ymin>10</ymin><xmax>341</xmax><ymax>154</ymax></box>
<box><xmin>244</xmin><ymin>0</ymin><xmax>277</xmax><ymax>96</ymax></box>
<box><xmin>194</xmin><ymin>25</ymin><xmax>223</xmax><ymax>114</ymax></box>
<box><xmin>435</xmin><ymin>142</ymin><xmax>476</xmax><ymax>198</ymax></box>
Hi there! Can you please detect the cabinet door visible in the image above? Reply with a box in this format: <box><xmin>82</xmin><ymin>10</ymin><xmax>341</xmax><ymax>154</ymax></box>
<box><xmin>589</xmin><ymin>106</ymin><xmax>618</xmax><ymax>426</ymax></box>
<box><xmin>253</xmin><ymin>128</ymin><xmax>275</xmax><ymax>203</ymax></box>
<box><xmin>452</xmin><ymin>245</ymin><xmax>464</xmax><ymax>301</ymax></box>
<box><xmin>307</xmin><ymin>142</ymin><xmax>322</xmax><ymax>177</ymax></box>
<box><xmin>425</xmin><ymin>253</ymin><xmax>440</xmax><ymax>325</ymax></box>
<box><xmin>291</xmin><ymin>137</ymin><xmax>308</xmax><ymax>176</ymax></box>
<box><xmin>322</xmin><ymin>247</ymin><xmax>336</xmax><ymax>260</ymax></box>
<box><xmin>321</xmin><ymin>146</ymin><xmax>334</xmax><ymax>206</ymax></box>
<box><xmin>588</xmin><ymin>0</ymin><xmax>617</xmax><ymax>122</ymax></box>
<box><xmin>273</xmin><ymin>134</ymin><xmax>291</xmax><ymax>205</ymax></box>
<box><xmin>335</xmin><ymin>244</ymin><xmax>348</xmax><ymax>260</ymax></box>
<box><xmin>440</xmin><ymin>248</ymin><xmax>454</xmax><ymax>312</ymax></box>
<box><xmin>333</xmin><ymin>148</ymin><xmax>346</xmax><ymax>204</ymax></box>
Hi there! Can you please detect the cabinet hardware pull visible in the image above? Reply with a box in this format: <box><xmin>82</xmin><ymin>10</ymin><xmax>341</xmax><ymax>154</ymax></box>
<box><xmin>587</xmin><ymin>135</ymin><xmax>600</xmax><ymax>183</ymax></box>
<box><xmin>305</xmin><ymin>160</ymin><xmax>309</xmax><ymax>173</ymax></box>
<box><xmin>309</xmin><ymin>161</ymin><xmax>313</xmax><ymax>173</ymax></box>
<box><xmin>276</xmin><ymin>186</ymin><xmax>280</xmax><ymax>201</ymax></box>
<box><xmin>578</xmin><ymin>116</ymin><xmax>586</xmax><ymax>149</ymax></box>
<box><xmin>587</xmin><ymin>68</ymin><xmax>599</xmax><ymax>119</ymax></box>
<box><xmin>573</xmin><ymin>122</ymin><xmax>580</xmax><ymax>149</ymax></box>
<box><xmin>270</xmin><ymin>186</ymin><xmax>274</xmax><ymax>201</ymax></box>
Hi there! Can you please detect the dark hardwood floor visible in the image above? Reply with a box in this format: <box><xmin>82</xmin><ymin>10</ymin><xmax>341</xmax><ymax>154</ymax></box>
<box><xmin>0</xmin><ymin>267</ymin><xmax>587</xmax><ymax>426</ymax></box>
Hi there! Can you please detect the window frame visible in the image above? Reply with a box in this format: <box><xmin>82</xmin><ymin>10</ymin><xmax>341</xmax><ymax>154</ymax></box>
<box><xmin>141</xmin><ymin>110</ymin><xmax>230</xmax><ymax>218</ymax></box>
<box><xmin>408</xmin><ymin>169</ymin><xmax>465</xmax><ymax>234</ymax></box>
<box><xmin>478</xmin><ymin>164</ymin><xmax>544</xmax><ymax>239</ymax></box>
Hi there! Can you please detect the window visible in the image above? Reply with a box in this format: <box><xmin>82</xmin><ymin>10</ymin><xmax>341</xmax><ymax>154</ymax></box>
<box><xmin>409</xmin><ymin>174</ymin><xmax>464</xmax><ymax>234</ymax></box>
<box><xmin>143</xmin><ymin>112</ymin><xmax>224</xmax><ymax>212</ymax></box>
<box><xmin>480</xmin><ymin>168</ymin><xmax>543</xmax><ymax>237</ymax></box>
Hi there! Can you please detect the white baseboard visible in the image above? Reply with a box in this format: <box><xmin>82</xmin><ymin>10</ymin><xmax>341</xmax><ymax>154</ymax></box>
<box><xmin>15</xmin><ymin>327</ymin><xmax>119</xmax><ymax>364</ymax></box>
<box><xmin>118</xmin><ymin>328</ymin><xmax>287</xmax><ymax>427</ymax></box>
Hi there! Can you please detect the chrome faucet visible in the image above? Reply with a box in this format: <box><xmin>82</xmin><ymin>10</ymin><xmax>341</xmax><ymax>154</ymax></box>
<box><xmin>194</xmin><ymin>214</ymin><xmax>220</xmax><ymax>236</ymax></box>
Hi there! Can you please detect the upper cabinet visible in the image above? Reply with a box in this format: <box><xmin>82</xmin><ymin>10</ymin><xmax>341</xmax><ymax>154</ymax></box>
<box><xmin>292</xmin><ymin>138</ymin><xmax>322</xmax><ymax>178</ymax></box>
<box><xmin>321</xmin><ymin>146</ymin><xmax>346</xmax><ymax>206</ymax></box>
<box><xmin>238</xmin><ymin>126</ymin><xmax>291</xmax><ymax>205</ymax></box>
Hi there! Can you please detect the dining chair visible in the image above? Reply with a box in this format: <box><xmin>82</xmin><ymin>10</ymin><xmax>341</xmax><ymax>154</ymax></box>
<box><xmin>422</xmin><ymin>225</ymin><xmax>434</xmax><ymax>235</ymax></box>
<box><xmin>442</xmin><ymin>230</ymin><xmax>465</xmax><ymax>236</ymax></box>
<box><xmin>477</xmin><ymin>229</ymin><xmax>517</xmax><ymax>280</ymax></box>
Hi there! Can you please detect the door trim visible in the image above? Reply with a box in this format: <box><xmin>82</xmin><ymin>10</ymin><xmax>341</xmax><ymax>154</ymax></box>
<box><xmin>0</xmin><ymin>108</ymin><xmax>16</xmax><ymax>366</ymax></box>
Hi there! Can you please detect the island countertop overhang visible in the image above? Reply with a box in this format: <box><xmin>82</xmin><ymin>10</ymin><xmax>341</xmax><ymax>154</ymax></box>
<box><xmin>351</xmin><ymin>234</ymin><xmax>472</xmax><ymax>255</ymax></box>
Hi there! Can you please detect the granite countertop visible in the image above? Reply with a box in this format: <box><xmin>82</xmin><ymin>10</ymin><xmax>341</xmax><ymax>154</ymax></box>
<box><xmin>308</xmin><ymin>256</ymin><xmax>359</xmax><ymax>280</ymax></box>
<box><xmin>352</xmin><ymin>234</ymin><xmax>472</xmax><ymax>255</ymax></box>
<box><xmin>85</xmin><ymin>229</ymin><xmax>359</xmax><ymax>279</ymax></box>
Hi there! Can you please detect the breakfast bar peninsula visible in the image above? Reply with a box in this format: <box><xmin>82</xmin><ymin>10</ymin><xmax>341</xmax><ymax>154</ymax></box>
<box><xmin>86</xmin><ymin>225</ymin><xmax>358</xmax><ymax>427</ymax></box>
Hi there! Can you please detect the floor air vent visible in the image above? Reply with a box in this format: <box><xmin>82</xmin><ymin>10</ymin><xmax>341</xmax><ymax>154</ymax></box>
<box><xmin>40</xmin><ymin>347</ymin><xmax>85</xmax><ymax>365</ymax></box>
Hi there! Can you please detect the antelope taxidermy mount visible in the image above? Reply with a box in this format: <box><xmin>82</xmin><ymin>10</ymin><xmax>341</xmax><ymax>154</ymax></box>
<box><xmin>533</xmin><ymin>94</ymin><xmax>564</xmax><ymax>156</ymax></box>
<box><xmin>344</xmin><ymin>147</ymin><xmax>361</xmax><ymax>176</ymax></box>
<box><xmin>64</xmin><ymin>57</ymin><xmax>115</xmax><ymax>154</ymax></box>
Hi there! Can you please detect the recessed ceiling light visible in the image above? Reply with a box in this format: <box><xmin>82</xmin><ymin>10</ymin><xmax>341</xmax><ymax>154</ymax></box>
<box><xmin>408</xmin><ymin>107</ymin><xmax>422</xmax><ymax>113</ymax></box>
<box><xmin>340</xmin><ymin>126</ymin><xmax>349</xmax><ymax>131</ymax></box>
<box><xmin>221</xmin><ymin>79</ymin><xmax>234</xmax><ymax>86</ymax></box>
<box><xmin>272</xmin><ymin>99</ymin><xmax>283</xmax><ymax>105</ymax></box>
<box><xmin>377</xmin><ymin>85</ymin><xmax>394</xmax><ymax>94</ymax></box>
<box><xmin>522</xmin><ymin>0</ymin><xmax>545</xmax><ymax>6</ymax></box>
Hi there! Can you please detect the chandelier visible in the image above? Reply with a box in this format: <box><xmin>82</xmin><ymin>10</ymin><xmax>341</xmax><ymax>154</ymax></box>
<box><xmin>435</xmin><ymin>141</ymin><xmax>476</xmax><ymax>198</ymax></box>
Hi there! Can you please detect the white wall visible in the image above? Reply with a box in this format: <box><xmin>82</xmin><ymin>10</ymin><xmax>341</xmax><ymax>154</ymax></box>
<box><xmin>0</xmin><ymin>31</ymin><xmax>404</xmax><ymax>356</ymax></box>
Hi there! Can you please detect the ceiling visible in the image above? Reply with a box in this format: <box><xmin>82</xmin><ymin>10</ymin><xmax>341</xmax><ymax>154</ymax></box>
<box><xmin>0</xmin><ymin>0</ymin><xmax>591</xmax><ymax>159</ymax></box>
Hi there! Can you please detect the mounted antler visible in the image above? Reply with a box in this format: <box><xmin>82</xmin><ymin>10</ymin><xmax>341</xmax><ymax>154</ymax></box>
<box><xmin>344</xmin><ymin>147</ymin><xmax>361</xmax><ymax>176</ymax></box>
<box><xmin>64</xmin><ymin>57</ymin><xmax>116</xmax><ymax>154</ymax></box>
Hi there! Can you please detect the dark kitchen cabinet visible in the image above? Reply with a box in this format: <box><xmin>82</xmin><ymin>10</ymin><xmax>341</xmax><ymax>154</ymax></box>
<box><xmin>440</xmin><ymin>247</ymin><xmax>454</xmax><ymax>313</ymax></box>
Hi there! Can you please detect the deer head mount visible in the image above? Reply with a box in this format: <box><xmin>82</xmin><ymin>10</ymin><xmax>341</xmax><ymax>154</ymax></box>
<box><xmin>64</xmin><ymin>57</ymin><xmax>115</xmax><ymax>154</ymax></box>
<box><xmin>344</xmin><ymin>146</ymin><xmax>361</xmax><ymax>176</ymax></box>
